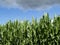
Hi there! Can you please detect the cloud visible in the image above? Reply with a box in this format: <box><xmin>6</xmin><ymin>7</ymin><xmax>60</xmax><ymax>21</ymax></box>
<box><xmin>0</xmin><ymin>0</ymin><xmax>60</xmax><ymax>10</ymax></box>
<box><xmin>0</xmin><ymin>0</ymin><xmax>18</xmax><ymax>8</ymax></box>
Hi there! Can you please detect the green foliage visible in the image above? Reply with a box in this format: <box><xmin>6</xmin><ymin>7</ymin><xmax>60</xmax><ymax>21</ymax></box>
<box><xmin>0</xmin><ymin>14</ymin><xmax>60</xmax><ymax>45</ymax></box>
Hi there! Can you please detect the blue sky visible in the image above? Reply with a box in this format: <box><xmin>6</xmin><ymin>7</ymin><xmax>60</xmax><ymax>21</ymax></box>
<box><xmin>0</xmin><ymin>0</ymin><xmax>60</xmax><ymax>24</ymax></box>
<box><xmin>0</xmin><ymin>5</ymin><xmax>60</xmax><ymax>24</ymax></box>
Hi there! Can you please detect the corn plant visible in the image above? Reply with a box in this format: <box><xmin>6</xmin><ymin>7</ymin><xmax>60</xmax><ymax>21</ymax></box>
<box><xmin>0</xmin><ymin>13</ymin><xmax>60</xmax><ymax>45</ymax></box>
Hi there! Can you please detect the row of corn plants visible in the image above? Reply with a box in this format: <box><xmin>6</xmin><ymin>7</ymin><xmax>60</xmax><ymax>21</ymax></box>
<box><xmin>0</xmin><ymin>14</ymin><xmax>60</xmax><ymax>45</ymax></box>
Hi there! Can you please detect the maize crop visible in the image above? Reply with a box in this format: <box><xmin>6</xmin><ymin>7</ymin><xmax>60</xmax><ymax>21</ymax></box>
<box><xmin>0</xmin><ymin>14</ymin><xmax>60</xmax><ymax>45</ymax></box>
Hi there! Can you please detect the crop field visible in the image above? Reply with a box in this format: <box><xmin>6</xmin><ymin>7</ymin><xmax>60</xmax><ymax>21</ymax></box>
<box><xmin>0</xmin><ymin>14</ymin><xmax>60</xmax><ymax>45</ymax></box>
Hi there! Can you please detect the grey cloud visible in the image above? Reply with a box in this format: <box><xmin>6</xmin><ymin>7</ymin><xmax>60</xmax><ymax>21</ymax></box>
<box><xmin>0</xmin><ymin>0</ymin><xmax>60</xmax><ymax>9</ymax></box>
<box><xmin>16</xmin><ymin>0</ymin><xmax>60</xmax><ymax>9</ymax></box>
<box><xmin>0</xmin><ymin>0</ymin><xmax>18</xmax><ymax>8</ymax></box>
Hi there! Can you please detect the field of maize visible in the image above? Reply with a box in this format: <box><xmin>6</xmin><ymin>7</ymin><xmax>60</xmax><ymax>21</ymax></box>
<box><xmin>0</xmin><ymin>14</ymin><xmax>60</xmax><ymax>45</ymax></box>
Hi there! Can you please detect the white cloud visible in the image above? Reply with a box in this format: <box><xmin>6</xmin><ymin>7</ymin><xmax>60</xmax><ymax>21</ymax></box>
<box><xmin>0</xmin><ymin>0</ymin><xmax>60</xmax><ymax>10</ymax></box>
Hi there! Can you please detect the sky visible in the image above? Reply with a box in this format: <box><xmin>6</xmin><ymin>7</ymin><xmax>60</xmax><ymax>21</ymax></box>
<box><xmin>0</xmin><ymin>0</ymin><xmax>60</xmax><ymax>24</ymax></box>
